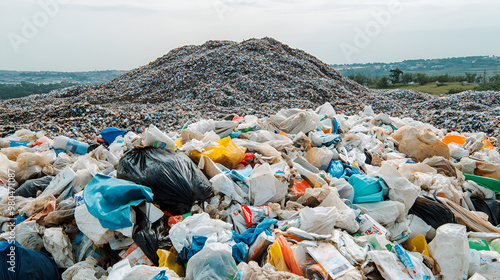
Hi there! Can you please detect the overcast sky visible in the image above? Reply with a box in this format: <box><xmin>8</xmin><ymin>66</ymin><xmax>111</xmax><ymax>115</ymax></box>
<box><xmin>1</xmin><ymin>0</ymin><xmax>499</xmax><ymax>71</ymax></box>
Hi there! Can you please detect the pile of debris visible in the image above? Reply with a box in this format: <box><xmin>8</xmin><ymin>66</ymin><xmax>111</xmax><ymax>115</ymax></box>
<box><xmin>1</xmin><ymin>38</ymin><xmax>498</xmax><ymax>141</ymax></box>
<box><xmin>1</xmin><ymin>102</ymin><xmax>500</xmax><ymax>280</ymax></box>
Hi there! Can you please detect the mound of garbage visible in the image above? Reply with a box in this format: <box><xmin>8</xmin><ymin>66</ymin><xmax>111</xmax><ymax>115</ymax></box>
<box><xmin>1</xmin><ymin>38</ymin><xmax>498</xmax><ymax>141</ymax></box>
<box><xmin>1</xmin><ymin>102</ymin><xmax>500</xmax><ymax>280</ymax></box>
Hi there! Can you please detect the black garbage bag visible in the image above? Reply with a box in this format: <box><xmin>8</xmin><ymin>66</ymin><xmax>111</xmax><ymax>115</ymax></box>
<box><xmin>117</xmin><ymin>147</ymin><xmax>213</xmax><ymax>215</ymax></box>
<box><xmin>0</xmin><ymin>241</ymin><xmax>61</xmax><ymax>280</ymax></box>
<box><xmin>471</xmin><ymin>197</ymin><xmax>500</xmax><ymax>226</ymax></box>
<box><xmin>133</xmin><ymin>205</ymin><xmax>171</xmax><ymax>266</ymax></box>
<box><xmin>13</xmin><ymin>176</ymin><xmax>53</xmax><ymax>198</ymax></box>
<box><xmin>409</xmin><ymin>195</ymin><xmax>456</xmax><ymax>229</ymax></box>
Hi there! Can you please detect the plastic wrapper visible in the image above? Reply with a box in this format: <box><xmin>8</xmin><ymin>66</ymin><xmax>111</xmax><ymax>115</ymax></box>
<box><xmin>13</xmin><ymin>176</ymin><xmax>53</xmax><ymax>198</ymax></box>
<box><xmin>43</xmin><ymin>227</ymin><xmax>75</xmax><ymax>268</ymax></box>
<box><xmin>117</xmin><ymin>147</ymin><xmax>213</xmax><ymax>215</ymax></box>
<box><xmin>185</xmin><ymin>243</ymin><xmax>237</xmax><ymax>280</ymax></box>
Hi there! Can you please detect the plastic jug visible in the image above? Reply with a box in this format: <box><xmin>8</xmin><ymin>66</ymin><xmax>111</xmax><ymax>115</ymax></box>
<box><xmin>53</xmin><ymin>136</ymin><xmax>88</xmax><ymax>155</ymax></box>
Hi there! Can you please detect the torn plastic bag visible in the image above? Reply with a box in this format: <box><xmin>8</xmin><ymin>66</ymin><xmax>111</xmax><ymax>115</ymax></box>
<box><xmin>61</xmin><ymin>257</ymin><xmax>105</xmax><ymax>280</ymax></box>
<box><xmin>475</xmin><ymin>161</ymin><xmax>500</xmax><ymax>181</ymax></box>
<box><xmin>235</xmin><ymin>261</ymin><xmax>306</xmax><ymax>280</ymax></box>
<box><xmin>248</xmin><ymin>163</ymin><xmax>288</xmax><ymax>206</ymax></box>
<box><xmin>464</xmin><ymin>173</ymin><xmax>500</xmax><ymax>193</ymax></box>
<box><xmin>107</xmin><ymin>258</ymin><xmax>181</xmax><ymax>280</ymax></box>
<box><xmin>0</xmin><ymin>241</ymin><xmax>61</xmax><ymax>280</ymax></box>
<box><xmin>132</xmin><ymin>206</ymin><xmax>169</xmax><ymax>266</ymax></box>
<box><xmin>354</xmin><ymin>200</ymin><xmax>406</xmax><ymax>227</ymax></box>
<box><xmin>210</xmin><ymin>173</ymin><xmax>248</xmax><ymax>204</ymax></box>
<box><xmin>84</xmin><ymin>174</ymin><xmax>153</xmax><ymax>230</ymax></box>
<box><xmin>169</xmin><ymin>213</ymin><xmax>232</xmax><ymax>253</ymax></box>
<box><xmin>268</xmin><ymin>235</ymin><xmax>302</xmax><ymax>275</ymax></box>
<box><xmin>422</xmin><ymin>156</ymin><xmax>458</xmax><ymax>178</ymax></box>
<box><xmin>185</xmin><ymin>243</ymin><xmax>238</xmax><ymax>280</ymax></box>
<box><xmin>43</xmin><ymin>198</ymin><xmax>77</xmax><ymax>227</ymax></box>
<box><xmin>117</xmin><ymin>147</ymin><xmax>212</xmax><ymax>215</ymax></box>
<box><xmin>43</xmin><ymin>227</ymin><xmax>75</xmax><ymax>268</ymax></box>
<box><xmin>187</xmin><ymin>120</ymin><xmax>238</xmax><ymax>138</ymax></box>
<box><xmin>377</xmin><ymin>162</ymin><xmax>419</xmax><ymax>212</ymax></box>
<box><xmin>299</xmin><ymin>207</ymin><xmax>338</xmax><ymax>235</ymax></box>
<box><xmin>13</xmin><ymin>176</ymin><xmax>53</xmax><ymax>198</ymax></box>
<box><xmin>15</xmin><ymin>152</ymin><xmax>52</xmax><ymax>184</ymax></box>
<box><xmin>304</xmin><ymin>147</ymin><xmax>333</xmax><ymax>171</ymax></box>
<box><xmin>368</xmin><ymin>250</ymin><xmax>412</xmax><ymax>280</ymax></box>
<box><xmin>428</xmin><ymin>224</ymin><xmax>469</xmax><ymax>280</ymax></box>
<box><xmin>74</xmin><ymin>204</ymin><xmax>113</xmax><ymax>246</ymax></box>
<box><xmin>232</xmin><ymin>219</ymin><xmax>277</xmax><ymax>245</ymax></box>
<box><xmin>14</xmin><ymin>220</ymin><xmax>44</xmax><ymax>250</ymax></box>
<box><xmin>269</xmin><ymin>108</ymin><xmax>321</xmax><ymax>134</ymax></box>
<box><xmin>232</xmin><ymin>138</ymin><xmax>281</xmax><ymax>164</ymax></box>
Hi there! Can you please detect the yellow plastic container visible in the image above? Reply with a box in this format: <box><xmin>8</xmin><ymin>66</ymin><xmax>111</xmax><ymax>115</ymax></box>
<box><xmin>405</xmin><ymin>235</ymin><xmax>429</xmax><ymax>257</ymax></box>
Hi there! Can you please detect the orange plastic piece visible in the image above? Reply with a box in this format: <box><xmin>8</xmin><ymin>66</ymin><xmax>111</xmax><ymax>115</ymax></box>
<box><xmin>292</xmin><ymin>179</ymin><xmax>311</xmax><ymax>197</ymax></box>
<box><xmin>442</xmin><ymin>135</ymin><xmax>465</xmax><ymax>145</ymax></box>
<box><xmin>276</xmin><ymin>235</ymin><xmax>302</xmax><ymax>276</ymax></box>
<box><xmin>481</xmin><ymin>139</ymin><xmax>495</xmax><ymax>150</ymax></box>
<box><xmin>321</xmin><ymin>128</ymin><xmax>332</xmax><ymax>134</ymax></box>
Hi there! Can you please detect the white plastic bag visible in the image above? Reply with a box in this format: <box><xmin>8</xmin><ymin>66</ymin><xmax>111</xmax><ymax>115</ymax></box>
<box><xmin>368</xmin><ymin>250</ymin><xmax>412</xmax><ymax>280</ymax></box>
<box><xmin>304</xmin><ymin>147</ymin><xmax>334</xmax><ymax>171</ymax></box>
<box><xmin>169</xmin><ymin>213</ymin><xmax>233</xmax><ymax>253</ymax></box>
<box><xmin>43</xmin><ymin>227</ymin><xmax>75</xmax><ymax>268</ymax></box>
<box><xmin>210</xmin><ymin>173</ymin><xmax>248</xmax><ymax>204</ymax></box>
<box><xmin>248</xmin><ymin>163</ymin><xmax>288</xmax><ymax>205</ymax></box>
<box><xmin>319</xmin><ymin>188</ymin><xmax>359</xmax><ymax>233</ymax></box>
<box><xmin>15</xmin><ymin>221</ymin><xmax>44</xmax><ymax>250</ymax></box>
<box><xmin>299</xmin><ymin>206</ymin><xmax>338</xmax><ymax>235</ymax></box>
<box><xmin>74</xmin><ymin>204</ymin><xmax>114</xmax><ymax>246</ymax></box>
<box><xmin>377</xmin><ymin>162</ymin><xmax>419</xmax><ymax>212</ymax></box>
<box><xmin>354</xmin><ymin>200</ymin><xmax>406</xmax><ymax>227</ymax></box>
<box><xmin>185</xmin><ymin>243</ymin><xmax>238</xmax><ymax>280</ymax></box>
<box><xmin>62</xmin><ymin>257</ymin><xmax>105</xmax><ymax>280</ymax></box>
<box><xmin>428</xmin><ymin>224</ymin><xmax>469</xmax><ymax>280</ymax></box>
<box><xmin>269</xmin><ymin>108</ymin><xmax>321</xmax><ymax>134</ymax></box>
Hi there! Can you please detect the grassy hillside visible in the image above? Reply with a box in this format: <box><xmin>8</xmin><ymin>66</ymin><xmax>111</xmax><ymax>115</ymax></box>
<box><xmin>368</xmin><ymin>82</ymin><xmax>479</xmax><ymax>95</ymax></box>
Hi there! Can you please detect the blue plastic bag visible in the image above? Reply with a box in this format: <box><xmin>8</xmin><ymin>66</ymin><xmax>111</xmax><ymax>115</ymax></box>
<box><xmin>348</xmin><ymin>174</ymin><xmax>384</xmax><ymax>203</ymax></box>
<box><xmin>83</xmin><ymin>174</ymin><xmax>154</xmax><ymax>230</ymax></box>
<box><xmin>232</xmin><ymin>219</ymin><xmax>277</xmax><ymax>245</ymax></box>
<box><xmin>232</xmin><ymin>242</ymin><xmax>249</xmax><ymax>263</ymax></box>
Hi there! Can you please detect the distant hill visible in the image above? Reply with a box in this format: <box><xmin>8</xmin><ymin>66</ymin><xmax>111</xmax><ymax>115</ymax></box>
<box><xmin>0</xmin><ymin>70</ymin><xmax>128</xmax><ymax>85</ymax></box>
<box><xmin>331</xmin><ymin>56</ymin><xmax>500</xmax><ymax>78</ymax></box>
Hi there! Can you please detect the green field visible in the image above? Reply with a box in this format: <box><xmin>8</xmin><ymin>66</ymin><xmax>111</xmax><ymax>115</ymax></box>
<box><xmin>368</xmin><ymin>82</ymin><xmax>479</xmax><ymax>95</ymax></box>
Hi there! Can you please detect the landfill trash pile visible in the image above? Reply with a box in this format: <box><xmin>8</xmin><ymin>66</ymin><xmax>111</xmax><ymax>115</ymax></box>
<box><xmin>1</xmin><ymin>38</ymin><xmax>499</xmax><ymax>141</ymax></box>
<box><xmin>1</xmin><ymin>101</ymin><xmax>500</xmax><ymax>280</ymax></box>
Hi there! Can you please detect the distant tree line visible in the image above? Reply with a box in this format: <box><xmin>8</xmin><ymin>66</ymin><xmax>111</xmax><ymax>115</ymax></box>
<box><xmin>348</xmin><ymin>68</ymin><xmax>500</xmax><ymax>93</ymax></box>
<box><xmin>0</xmin><ymin>82</ymin><xmax>76</xmax><ymax>100</ymax></box>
